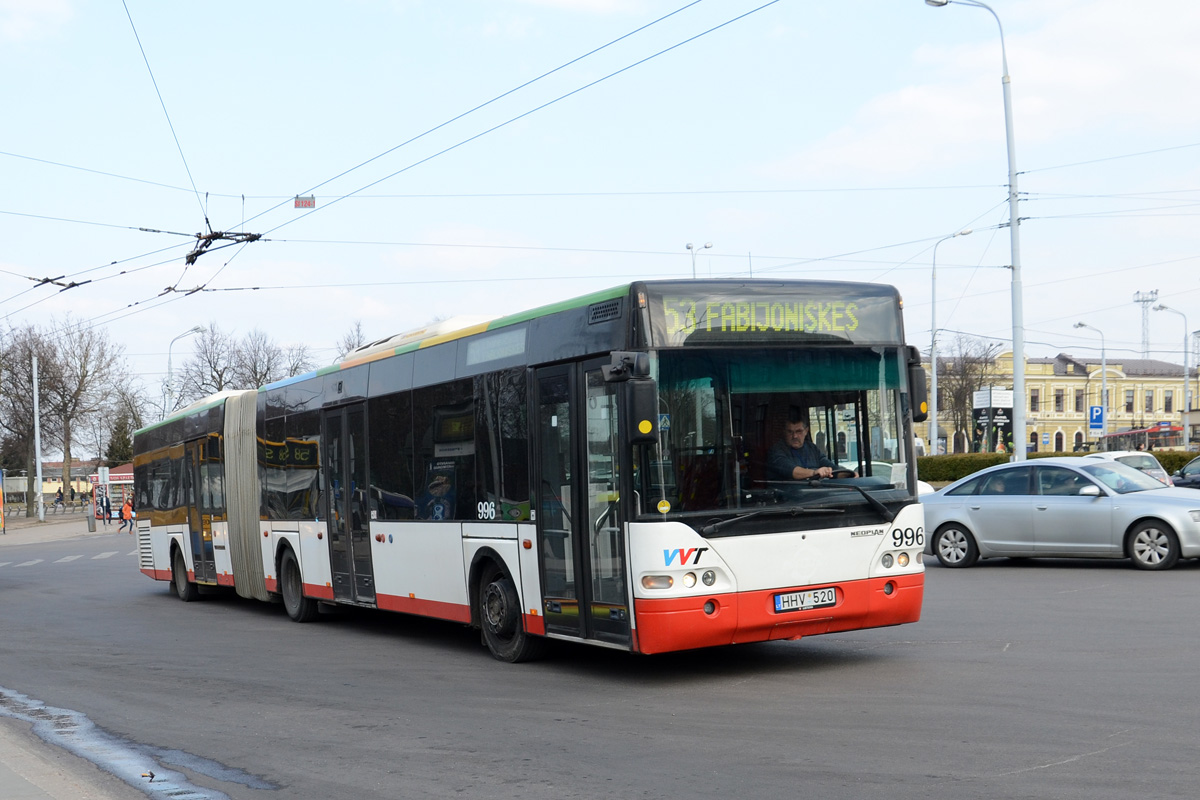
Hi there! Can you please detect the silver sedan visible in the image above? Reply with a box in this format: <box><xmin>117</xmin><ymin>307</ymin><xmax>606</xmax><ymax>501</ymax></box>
<box><xmin>923</xmin><ymin>457</ymin><xmax>1200</xmax><ymax>571</ymax></box>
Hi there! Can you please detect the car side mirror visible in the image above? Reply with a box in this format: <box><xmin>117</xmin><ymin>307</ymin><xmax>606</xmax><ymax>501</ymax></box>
<box><xmin>1079</xmin><ymin>484</ymin><xmax>1101</xmax><ymax>497</ymax></box>
<box><xmin>1172</xmin><ymin>470</ymin><xmax>1182</xmax><ymax>478</ymax></box>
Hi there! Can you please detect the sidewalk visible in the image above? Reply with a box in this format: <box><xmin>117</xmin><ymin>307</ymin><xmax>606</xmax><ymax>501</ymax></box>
<box><xmin>0</xmin><ymin>719</ymin><xmax>144</xmax><ymax>800</ymax></box>
<box><xmin>0</xmin><ymin>511</ymin><xmax>121</xmax><ymax>547</ymax></box>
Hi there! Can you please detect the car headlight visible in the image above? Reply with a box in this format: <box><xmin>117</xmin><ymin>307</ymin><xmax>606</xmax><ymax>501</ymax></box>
<box><xmin>1189</xmin><ymin>511</ymin><xmax>1200</xmax><ymax>523</ymax></box>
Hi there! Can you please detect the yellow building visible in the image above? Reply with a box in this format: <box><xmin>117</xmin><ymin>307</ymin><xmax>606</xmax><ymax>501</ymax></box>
<box><xmin>925</xmin><ymin>351</ymin><xmax>1198</xmax><ymax>454</ymax></box>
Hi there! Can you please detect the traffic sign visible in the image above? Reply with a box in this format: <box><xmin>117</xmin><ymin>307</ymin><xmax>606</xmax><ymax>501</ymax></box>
<box><xmin>1088</xmin><ymin>406</ymin><xmax>1104</xmax><ymax>431</ymax></box>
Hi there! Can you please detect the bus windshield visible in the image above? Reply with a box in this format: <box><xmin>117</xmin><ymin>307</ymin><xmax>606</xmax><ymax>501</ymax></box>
<box><xmin>636</xmin><ymin>346</ymin><xmax>913</xmax><ymax>526</ymax></box>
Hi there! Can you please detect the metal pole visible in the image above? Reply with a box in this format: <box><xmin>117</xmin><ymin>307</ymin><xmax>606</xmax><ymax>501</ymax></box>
<box><xmin>929</xmin><ymin>229</ymin><xmax>972</xmax><ymax>454</ymax></box>
<box><xmin>926</xmin><ymin>0</ymin><xmax>1025</xmax><ymax>460</ymax></box>
<box><xmin>33</xmin><ymin>355</ymin><xmax>44</xmax><ymax>522</ymax></box>
<box><xmin>1154</xmin><ymin>305</ymin><xmax>1188</xmax><ymax>448</ymax></box>
<box><xmin>686</xmin><ymin>242</ymin><xmax>711</xmax><ymax>279</ymax></box>
<box><xmin>164</xmin><ymin>326</ymin><xmax>204</xmax><ymax>419</ymax></box>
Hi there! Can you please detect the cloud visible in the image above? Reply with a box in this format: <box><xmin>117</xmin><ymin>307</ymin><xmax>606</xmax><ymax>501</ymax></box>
<box><xmin>765</xmin><ymin>0</ymin><xmax>1200</xmax><ymax>181</ymax></box>
<box><xmin>0</xmin><ymin>0</ymin><xmax>71</xmax><ymax>42</ymax></box>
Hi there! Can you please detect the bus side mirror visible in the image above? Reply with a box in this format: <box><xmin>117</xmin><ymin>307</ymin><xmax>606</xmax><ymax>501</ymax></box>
<box><xmin>625</xmin><ymin>379</ymin><xmax>659</xmax><ymax>445</ymax></box>
<box><xmin>907</xmin><ymin>346</ymin><xmax>929</xmax><ymax>423</ymax></box>
<box><xmin>603</xmin><ymin>351</ymin><xmax>650</xmax><ymax>382</ymax></box>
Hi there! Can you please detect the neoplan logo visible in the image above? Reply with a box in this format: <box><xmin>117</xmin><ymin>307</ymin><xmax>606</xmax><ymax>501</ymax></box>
<box><xmin>664</xmin><ymin>547</ymin><xmax>709</xmax><ymax>566</ymax></box>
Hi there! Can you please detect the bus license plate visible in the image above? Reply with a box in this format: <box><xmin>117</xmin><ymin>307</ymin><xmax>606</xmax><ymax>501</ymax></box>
<box><xmin>774</xmin><ymin>587</ymin><xmax>837</xmax><ymax>613</ymax></box>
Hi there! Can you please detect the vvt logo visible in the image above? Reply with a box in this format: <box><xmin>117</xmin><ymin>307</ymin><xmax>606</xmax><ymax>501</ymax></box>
<box><xmin>663</xmin><ymin>547</ymin><xmax>709</xmax><ymax>566</ymax></box>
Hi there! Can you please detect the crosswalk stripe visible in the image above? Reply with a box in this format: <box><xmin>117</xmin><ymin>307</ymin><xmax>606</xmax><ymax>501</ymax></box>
<box><xmin>15</xmin><ymin>559</ymin><xmax>44</xmax><ymax>567</ymax></box>
<box><xmin>0</xmin><ymin>562</ymin><xmax>10</xmax><ymax>568</ymax></box>
<box><xmin>91</xmin><ymin>551</ymin><xmax>118</xmax><ymax>560</ymax></box>
<box><xmin>55</xmin><ymin>555</ymin><xmax>83</xmax><ymax>563</ymax></box>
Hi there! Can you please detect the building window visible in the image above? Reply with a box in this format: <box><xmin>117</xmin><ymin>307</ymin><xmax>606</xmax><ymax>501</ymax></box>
<box><xmin>1125</xmin><ymin>390</ymin><xmax>1134</xmax><ymax>413</ymax></box>
<box><xmin>1055</xmin><ymin>431</ymin><xmax>1065</xmax><ymax>451</ymax></box>
<box><xmin>1165</xmin><ymin>390</ymin><xmax>1174</xmax><ymax>413</ymax></box>
<box><xmin>1074</xmin><ymin>431</ymin><xmax>1084</xmax><ymax>450</ymax></box>
<box><xmin>1055</xmin><ymin>389</ymin><xmax>1065</xmax><ymax>412</ymax></box>
<box><xmin>1075</xmin><ymin>389</ymin><xmax>1084</xmax><ymax>413</ymax></box>
<box><xmin>1145</xmin><ymin>390</ymin><xmax>1154</xmax><ymax>413</ymax></box>
<box><xmin>1030</xmin><ymin>389</ymin><xmax>1040</xmax><ymax>413</ymax></box>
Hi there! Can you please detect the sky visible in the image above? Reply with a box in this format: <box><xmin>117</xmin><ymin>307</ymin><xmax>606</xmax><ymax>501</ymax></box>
<box><xmin>3</xmin><ymin>0</ymin><xmax>1199</xmax><ymax>426</ymax></box>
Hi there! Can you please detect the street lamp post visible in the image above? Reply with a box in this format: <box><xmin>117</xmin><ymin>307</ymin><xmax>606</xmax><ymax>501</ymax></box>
<box><xmin>1074</xmin><ymin>322</ymin><xmax>1107</xmax><ymax>444</ymax></box>
<box><xmin>925</xmin><ymin>0</ymin><xmax>1026</xmax><ymax>460</ymax></box>
<box><xmin>929</xmin><ymin>228</ymin><xmax>972</xmax><ymax>454</ymax></box>
<box><xmin>163</xmin><ymin>326</ymin><xmax>205</xmax><ymax>419</ymax></box>
<box><xmin>1153</xmin><ymin>304</ymin><xmax>1189</xmax><ymax>446</ymax></box>
<box><xmin>686</xmin><ymin>242</ymin><xmax>712</xmax><ymax>279</ymax></box>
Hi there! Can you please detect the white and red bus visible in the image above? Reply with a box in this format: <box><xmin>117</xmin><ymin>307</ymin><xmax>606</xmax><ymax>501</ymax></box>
<box><xmin>134</xmin><ymin>280</ymin><xmax>928</xmax><ymax>661</ymax></box>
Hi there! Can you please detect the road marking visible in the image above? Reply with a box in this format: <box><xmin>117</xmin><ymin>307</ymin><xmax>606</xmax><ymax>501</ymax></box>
<box><xmin>15</xmin><ymin>559</ymin><xmax>43</xmax><ymax>567</ymax></box>
<box><xmin>91</xmin><ymin>551</ymin><xmax>118</xmax><ymax>560</ymax></box>
<box><xmin>0</xmin><ymin>562</ymin><xmax>10</xmax><ymax>568</ymax></box>
<box><xmin>128</xmin><ymin>550</ymin><xmax>138</xmax><ymax>556</ymax></box>
<box><xmin>55</xmin><ymin>555</ymin><xmax>83</xmax><ymax>563</ymax></box>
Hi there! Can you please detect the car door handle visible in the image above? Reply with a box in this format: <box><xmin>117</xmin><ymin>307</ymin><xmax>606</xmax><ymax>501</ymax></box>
<box><xmin>1036</xmin><ymin>505</ymin><xmax>1048</xmax><ymax>511</ymax></box>
<box><xmin>969</xmin><ymin>505</ymin><xmax>981</xmax><ymax>511</ymax></box>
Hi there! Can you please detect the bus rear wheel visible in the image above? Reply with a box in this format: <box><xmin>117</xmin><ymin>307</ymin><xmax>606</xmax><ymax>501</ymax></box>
<box><xmin>479</xmin><ymin>565</ymin><xmax>544</xmax><ymax>663</ymax></box>
<box><xmin>172</xmin><ymin>547</ymin><xmax>198</xmax><ymax>602</ymax></box>
<box><xmin>280</xmin><ymin>548</ymin><xmax>318</xmax><ymax>622</ymax></box>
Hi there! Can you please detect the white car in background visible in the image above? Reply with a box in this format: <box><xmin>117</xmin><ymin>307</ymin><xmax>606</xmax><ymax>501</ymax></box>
<box><xmin>1081</xmin><ymin>450</ymin><xmax>1173</xmax><ymax>486</ymax></box>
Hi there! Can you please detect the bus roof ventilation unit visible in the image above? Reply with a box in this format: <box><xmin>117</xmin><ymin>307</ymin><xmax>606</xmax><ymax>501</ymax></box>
<box><xmin>588</xmin><ymin>299</ymin><xmax>622</xmax><ymax>325</ymax></box>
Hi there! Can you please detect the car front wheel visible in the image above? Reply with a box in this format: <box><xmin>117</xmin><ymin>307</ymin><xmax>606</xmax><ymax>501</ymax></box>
<box><xmin>1127</xmin><ymin>521</ymin><xmax>1180</xmax><ymax>570</ymax></box>
<box><xmin>933</xmin><ymin>524</ymin><xmax>980</xmax><ymax>568</ymax></box>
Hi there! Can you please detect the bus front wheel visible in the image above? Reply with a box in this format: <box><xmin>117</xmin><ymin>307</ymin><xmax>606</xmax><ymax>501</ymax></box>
<box><xmin>479</xmin><ymin>565</ymin><xmax>544</xmax><ymax>663</ymax></box>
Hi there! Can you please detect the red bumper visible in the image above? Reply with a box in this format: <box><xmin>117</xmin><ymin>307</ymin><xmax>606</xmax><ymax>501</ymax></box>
<box><xmin>633</xmin><ymin>573</ymin><xmax>924</xmax><ymax>655</ymax></box>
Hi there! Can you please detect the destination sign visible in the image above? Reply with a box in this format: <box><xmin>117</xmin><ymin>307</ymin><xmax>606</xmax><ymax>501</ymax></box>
<box><xmin>258</xmin><ymin>438</ymin><xmax>319</xmax><ymax>469</ymax></box>
<box><xmin>644</xmin><ymin>283</ymin><xmax>903</xmax><ymax>347</ymax></box>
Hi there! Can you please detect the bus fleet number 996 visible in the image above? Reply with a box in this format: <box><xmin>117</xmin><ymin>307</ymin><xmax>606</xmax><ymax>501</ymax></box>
<box><xmin>891</xmin><ymin>527</ymin><xmax>924</xmax><ymax>548</ymax></box>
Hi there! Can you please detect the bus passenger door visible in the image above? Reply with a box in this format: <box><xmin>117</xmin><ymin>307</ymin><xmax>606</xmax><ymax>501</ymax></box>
<box><xmin>583</xmin><ymin>365</ymin><xmax>630</xmax><ymax>646</ymax></box>
<box><xmin>534</xmin><ymin>363</ymin><xmax>631</xmax><ymax>647</ymax></box>
<box><xmin>323</xmin><ymin>403</ymin><xmax>376</xmax><ymax>604</ymax></box>
<box><xmin>185</xmin><ymin>440</ymin><xmax>216</xmax><ymax>584</ymax></box>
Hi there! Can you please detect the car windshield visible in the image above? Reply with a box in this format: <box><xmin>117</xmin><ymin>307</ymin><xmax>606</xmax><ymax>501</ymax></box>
<box><xmin>634</xmin><ymin>346</ymin><xmax>914</xmax><ymax>530</ymax></box>
<box><xmin>1080</xmin><ymin>461</ymin><xmax>1166</xmax><ymax>494</ymax></box>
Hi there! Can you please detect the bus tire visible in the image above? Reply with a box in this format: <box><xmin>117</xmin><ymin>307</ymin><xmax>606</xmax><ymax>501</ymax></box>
<box><xmin>479</xmin><ymin>565</ymin><xmax>544</xmax><ymax>663</ymax></box>
<box><xmin>933</xmin><ymin>523</ymin><xmax>979</xmax><ymax>568</ymax></box>
<box><xmin>280</xmin><ymin>548</ymin><xmax>318</xmax><ymax>622</ymax></box>
<box><xmin>172</xmin><ymin>547</ymin><xmax>199</xmax><ymax>602</ymax></box>
<box><xmin>1127</xmin><ymin>521</ymin><xmax>1180</xmax><ymax>571</ymax></box>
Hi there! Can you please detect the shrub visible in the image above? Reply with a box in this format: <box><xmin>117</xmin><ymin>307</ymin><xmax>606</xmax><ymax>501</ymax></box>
<box><xmin>917</xmin><ymin>449</ymin><xmax>1199</xmax><ymax>483</ymax></box>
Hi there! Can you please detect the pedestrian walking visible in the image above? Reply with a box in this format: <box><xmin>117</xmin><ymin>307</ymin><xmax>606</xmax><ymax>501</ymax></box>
<box><xmin>119</xmin><ymin>499</ymin><xmax>133</xmax><ymax>533</ymax></box>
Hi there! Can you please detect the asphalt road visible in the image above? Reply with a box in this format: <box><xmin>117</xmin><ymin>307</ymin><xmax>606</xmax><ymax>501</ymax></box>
<box><xmin>2</xmin><ymin>528</ymin><xmax>1199</xmax><ymax>799</ymax></box>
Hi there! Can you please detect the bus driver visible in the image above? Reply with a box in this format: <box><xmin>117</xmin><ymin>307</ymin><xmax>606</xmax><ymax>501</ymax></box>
<box><xmin>767</xmin><ymin>418</ymin><xmax>840</xmax><ymax>481</ymax></box>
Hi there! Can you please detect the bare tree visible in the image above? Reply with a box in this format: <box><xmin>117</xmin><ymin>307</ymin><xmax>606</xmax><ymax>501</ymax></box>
<box><xmin>233</xmin><ymin>328</ymin><xmax>282</xmax><ymax>389</ymax></box>
<box><xmin>336</xmin><ymin>321</ymin><xmax>366</xmax><ymax>361</ymax></box>
<box><xmin>44</xmin><ymin>316</ymin><xmax>123</xmax><ymax>500</ymax></box>
<box><xmin>0</xmin><ymin>324</ymin><xmax>63</xmax><ymax>515</ymax></box>
<box><xmin>937</xmin><ymin>335</ymin><xmax>1002</xmax><ymax>453</ymax></box>
<box><xmin>283</xmin><ymin>342</ymin><xmax>317</xmax><ymax>377</ymax></box>
<box><xmin>177</xmin><ymin>323</ymin><xmax>237</xmax><ymax>405</ymax></box>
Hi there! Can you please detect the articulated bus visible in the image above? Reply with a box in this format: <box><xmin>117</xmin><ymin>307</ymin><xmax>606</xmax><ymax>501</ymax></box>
<box><xmin>134</xmin><ymin>280</ymin><xmax>929</xmax><ymax>661</ymax></box>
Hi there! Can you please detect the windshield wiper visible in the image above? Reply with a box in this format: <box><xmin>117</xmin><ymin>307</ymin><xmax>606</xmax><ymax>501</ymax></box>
<box><xmin>819</xmin><ymin>482</ymin><xmax>896</xmax><ymax>522</ymax></box>
<box><xmin>701</xmin><ymin>505</ymin><xmax>845</xmax><ymax>537</ymax></box>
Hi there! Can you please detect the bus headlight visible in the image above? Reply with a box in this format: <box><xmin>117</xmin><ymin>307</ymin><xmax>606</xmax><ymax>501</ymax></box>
<box><xmin>882</xmin><ymin>554</ymin><xmax>894</xmax><ymax>568</ymax></box>
<box><xmin>702</xmin><ymin>570</ymin><xmax>716</xmax><ymax>586</ymax></box>
<box><xmin>641</xmin><ymin>575</ymin><xmax>674</xmax><ymax>589</ymax></box>
<box><xmin>897</xmin><ymin>552</ymin><xmax>910</xmax><ymax>567</ymax></box>
<box><xmin>682</xmin><ymin>572</ymin><xmax>697</xmax><ymax>588</ymax></box>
